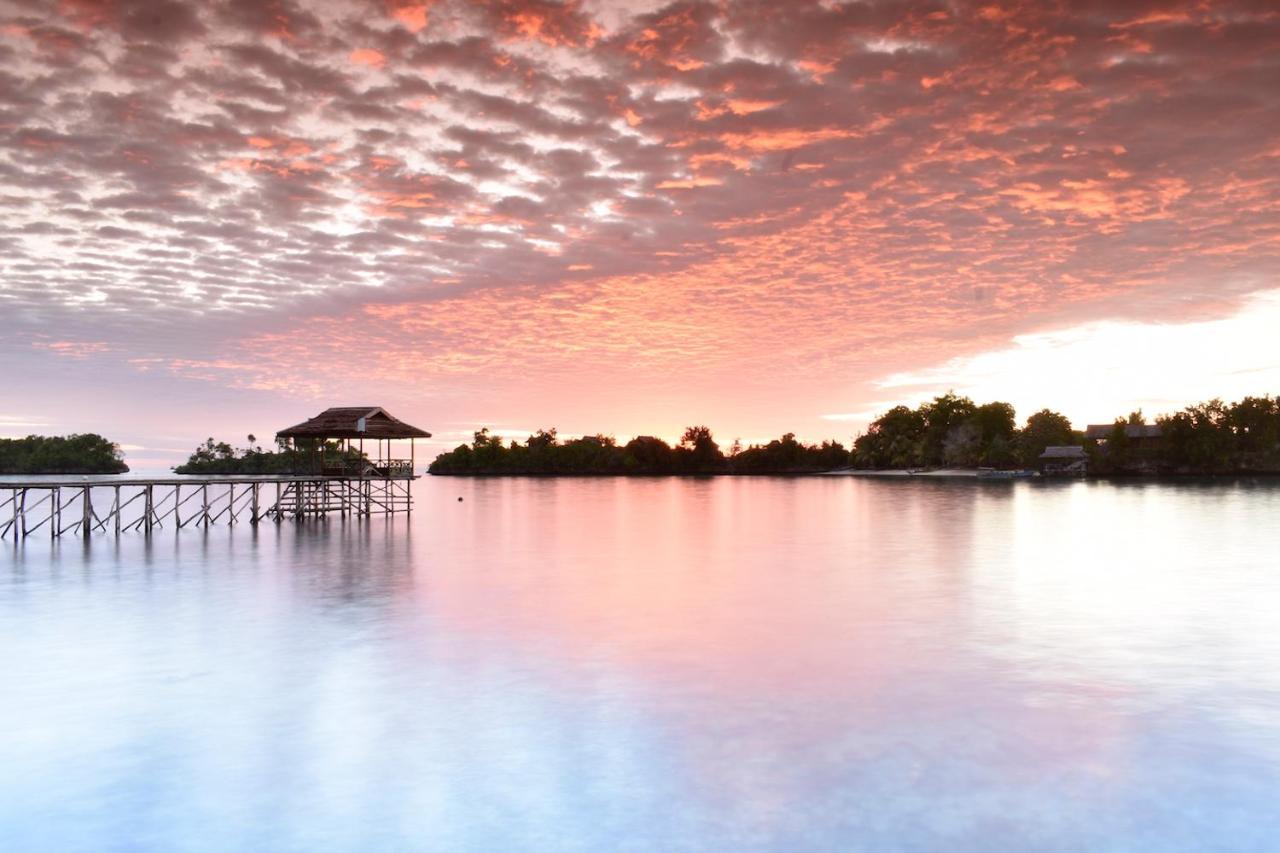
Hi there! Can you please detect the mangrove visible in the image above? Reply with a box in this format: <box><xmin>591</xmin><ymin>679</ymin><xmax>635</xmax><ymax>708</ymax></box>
<box><xmin>173</xmin><ymin>435</ymin><xmax>365</xmax><ymax>475</ymax></box>
<box><xmin>0</xmin><ymin>434</ymin><xmax>129</xmax><ymax>474</ymax></box>
<box><xmin>428</xmin><ymin>427</ymin><xmax>850</xmax><ymax>476</ymax></box>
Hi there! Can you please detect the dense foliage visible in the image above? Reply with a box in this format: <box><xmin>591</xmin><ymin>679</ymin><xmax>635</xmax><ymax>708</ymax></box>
<box><xmin>0</xmin><ymin>434</ymin><xmax>128</xmax><ymax>474</ymax></box>
<box><xmin>852</xmin><ymin>393</ymin><xmax>1075</xmax><ymax>469</ymax></box>
<box><xmin>853</xmin><ymin>393</ymin><xmax>1280</xmax><ymax>474</ymax></box>
<box><xmin>428</xmin><ymin>427</ymin><xmax>850</xmax><ymax>475</ymax></box>
<box><xmin>1155</xmin><ymin>396</ymin><xmax>1280</xmax><ymax>473</ymax></box>
<box><xmin>174</xmin><ymin>436</ymin><xmax>365</xmax><ymax>474</ymax></box>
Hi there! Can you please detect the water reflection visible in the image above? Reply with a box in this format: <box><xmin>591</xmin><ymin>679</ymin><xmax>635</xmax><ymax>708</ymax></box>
<box><xmin>2</xmin><ymin>477</ymin><xmax>1280</xmax><ymax>850</ymax></box>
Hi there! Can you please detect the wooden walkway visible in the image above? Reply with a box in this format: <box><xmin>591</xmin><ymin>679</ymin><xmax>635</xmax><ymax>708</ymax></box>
<box><xmin>0</xmin><ymin>475</ymin><xmax>415</xmax><ymax>540</ymax></box>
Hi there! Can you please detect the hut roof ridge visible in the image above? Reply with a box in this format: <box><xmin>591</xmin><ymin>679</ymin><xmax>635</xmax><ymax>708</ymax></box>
<box><xmin>276</xmin><ymin>406</ymin><xmax>432</xmax><ymax>440</ymax></box>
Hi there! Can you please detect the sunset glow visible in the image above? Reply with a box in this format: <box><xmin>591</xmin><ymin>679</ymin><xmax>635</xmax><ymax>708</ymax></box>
<box><xmin>2</xmin><ymin>0</ymin><xmax>1278</xmax><ymax>459</ymax></box>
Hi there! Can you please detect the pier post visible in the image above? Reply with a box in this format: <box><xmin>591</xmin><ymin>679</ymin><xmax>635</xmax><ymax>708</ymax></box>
<box><xmin>202</xmin><ymin>484</ymin><xmax>210</xmax><ymax>527</ymax></box>
<box><xmin>52</xmin><ymin>487</ymin><xmax>59</xmax><ymax>540</ymax></box>
<box><xmin>18</xmin><ymin>488</ymin><xmax>27</xmax><ymax>538</ymax></box>
<box><xmin>114</xmin><ymin>486</ymin><xmax>121</xmax><ymax>536</ymax></box>
<box><xmin>82</xmin><ymin>486</ymin><xmax>91</xmax><ymax>539</ymax></box>
<box><xmin>144</xmin><ymin>485</ymin><xmax>153</xmax><ymax>534</ymax></box>
<box><xmin>251</xmin><ymin>483</ymin><xmax>260</xmax><ymax>525</ymax></box>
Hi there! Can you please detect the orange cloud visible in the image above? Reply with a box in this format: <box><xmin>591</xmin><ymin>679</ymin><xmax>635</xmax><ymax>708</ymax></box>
<box><xmin>350</xmin><ymin>48</ymin><xmax>386</xmax><ymax>68</ymax></box>
<box><xmin>719</xmin><ymin>128</ymin><xmax>857</xmax><ymax>152</ymax></box>
<box><xmin>796</xmin><ymin>59</ymin><xmax>835</xmax><ymax>82</ymax></box>
<box><xmin>728</xmin><ymin>99</ymin><xmax>781</xmax><ymax>115</ymax></box>
<box><xmin>388</xmin><ymin>2</ymin><xmax>430</xmax><ymax>33</ymax></box>
<box><xmin>657</xmin><ymin>176</ymin><xmax>724</xmax><ymax>189</ymax></box>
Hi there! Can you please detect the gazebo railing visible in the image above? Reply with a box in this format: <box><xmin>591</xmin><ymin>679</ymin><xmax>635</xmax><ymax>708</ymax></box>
<box><xmin>319</xmin><ymin>457</ymin><xmax>415</xmax><ymax>478</ymax></box>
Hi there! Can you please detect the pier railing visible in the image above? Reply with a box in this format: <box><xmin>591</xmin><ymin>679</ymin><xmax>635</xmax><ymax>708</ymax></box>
<box><xmin>1</xmin><ymin>475</ymin><xmax>415</xmax><ymax>540</ymax></box>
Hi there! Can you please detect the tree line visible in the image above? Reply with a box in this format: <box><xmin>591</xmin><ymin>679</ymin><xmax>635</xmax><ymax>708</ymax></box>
<box><xmin>1154</xmin><ymin>396</ymin><xmax>1280</xmax><ymax>474</ymax></box>
<box><xmin>851</xmin><ymin>393</ymin><xmax>1076</xmax><ymax>469</ymax></box>
<box><xmin>427</xmin><ymin>427</ymin><xmax>849</xmax><ymax>475</ymax></box>
<box><xmin>156</xmin><ymin>392</ymin><xmax>1280</xmax><ymax>478</ymax></box>
<box><xmin>852</xmin><ymin>392</ymin><xmax>1280</xmax><ymax>474</ymax></box>
<box><xmin>0</xmin><ymin>434</ymin><xmax>129</xmax><ymax>474</ymax></box>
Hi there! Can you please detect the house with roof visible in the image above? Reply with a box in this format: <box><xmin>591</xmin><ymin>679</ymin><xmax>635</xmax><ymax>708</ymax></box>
<box><xmin>1038</xmin><ymin>445</ymin><xmax>1087</xmax><ymax>477</ymax></box>
<box><xmin>1083</xmin><ymin>423</ymin><xmax>1165</xmax><ymax>473</ymax></box>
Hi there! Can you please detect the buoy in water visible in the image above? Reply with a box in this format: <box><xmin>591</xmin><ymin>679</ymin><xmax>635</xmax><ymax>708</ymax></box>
<box><xmin>457</xmin><ymin>496</ymin><xmax>463</xmax><ymax>502</ymax></box>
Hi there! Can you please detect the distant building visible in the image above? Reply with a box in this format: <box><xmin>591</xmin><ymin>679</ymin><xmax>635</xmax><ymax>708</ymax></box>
<box><xmin>1083</xmin><ymin>423</ymin><xmax>1164</xmax><ymax>446</ymax></box>
<box><xmin>1039</xmin><ymin>445</ymin><xmax>1087</xmax><ymax>477</ymax></box>
<box><xmin>1084</xmin><ymin>423</ymin><xmax>1165</xmax><ymax>473</ymax></box>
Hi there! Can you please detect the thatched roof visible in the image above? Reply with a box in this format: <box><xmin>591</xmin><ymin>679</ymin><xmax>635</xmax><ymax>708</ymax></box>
<box><xmin>1084</xmin><ymin>424</ymin><xmax>1163</xmax><ymax>440</ymax></box>
<box><xmin>1039</xmin><ymin>445</ymin><xmax>1086</xmax><ymax>459</ymax></box>
<box><xmin>276</xmin><ymin>407</ymin><xmax>431</xmax><ymax>440</ymax></box>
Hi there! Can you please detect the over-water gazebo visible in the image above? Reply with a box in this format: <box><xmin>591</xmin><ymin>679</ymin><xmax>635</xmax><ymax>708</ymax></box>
<box><xmin>276</xmin><ymin>407</ymin><xmax>431</xmax><ymax>477</ymax></box>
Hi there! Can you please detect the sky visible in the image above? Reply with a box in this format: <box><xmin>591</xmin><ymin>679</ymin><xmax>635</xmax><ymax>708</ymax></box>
<box><xmin>1</xmin><ymin>0</ymin><xmax>1278</xmax><ymax>467</ymax></box>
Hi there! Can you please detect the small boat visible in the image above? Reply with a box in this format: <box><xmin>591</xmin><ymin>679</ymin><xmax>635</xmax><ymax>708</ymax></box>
<box><xmin>976</xmin><ymin>468</ymin><xmax>1038</xmax><ymax>479</ymax></box>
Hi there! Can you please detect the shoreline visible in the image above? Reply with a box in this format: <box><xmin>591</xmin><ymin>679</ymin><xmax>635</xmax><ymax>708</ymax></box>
<box><xmin>822</xmin><ymin>468</ymin><xmax>985</xmax><ymax>478</ymax></box>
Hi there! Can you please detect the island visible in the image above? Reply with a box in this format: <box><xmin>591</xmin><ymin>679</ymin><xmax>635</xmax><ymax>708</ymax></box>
<box><xmin>0</xmin><ymin>434</ymin><xmax>129</xmax><ymax>475</ymax></box>
<box><xmin>428</xmin><ymin>427</ymin><xmax>849</xmax><ymax>475</ymax></box>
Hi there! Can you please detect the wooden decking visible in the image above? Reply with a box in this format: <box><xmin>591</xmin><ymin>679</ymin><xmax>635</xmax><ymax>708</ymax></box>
<box><xmin>0</xmin><ymin>474</ymin><xmax>416</xmax><ymax>540</ymax></box>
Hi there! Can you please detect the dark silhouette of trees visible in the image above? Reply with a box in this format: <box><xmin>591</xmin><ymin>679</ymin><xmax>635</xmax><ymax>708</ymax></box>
<box><xmin>854</xmin><ymin>397</ymin><xmax>1092</xmax><ymax>470</ymax></box>
<box><xmin>1017</xmin><ymin>409</ymin><xmax>1077</xmax><ymax>466</ymax></box>
<box><xmin>428</xmin><ymin>427</ymin><xmax>850</xmax><ymax>475</ymax></box>
<box><xmin>1157</xmin><ymin>397</ymin><xmax>1280</xmax><ymax>473</ymax></box>
<box><xmin>732</xmin><ymin>433</ymin><xmax>849</xmax><ymax>473</ymax></box>
<box><xmin>623</xmin><ymin>436</ymin><xmax>675</xmax><ymax>474</ymax></box>
<box><xmin>674</xmin><ymin>425</ymin><xmax>726</xmax><ymax>473</ymax></box>
<box><xmin>0</xmin><ymin>434</ymin><xmax>128</xmax><ymax>474</ymax></box>
<box><xmin>972</xmin><ymin>399</ymin><xmax>1013</xmax><ymax>466</ymax></box>
<box><xmin>1081</xmin><ymin>396</ymin><xmax>1280</xmax><ymax>474</ymax></box>
<box><xmin>1230</xmin><ymin>396</ymin><xmax>1280</xmax><ymax>455</ymax></box>
<box><xmin>174</xmin><ymin>436</ymin><xmax>363</xmax><ymax>474</ymax></box>
<box><xmin>854</xmin><ymin>393</ymin><xmax>1026</xmax><ymax>469</ymax></box>
<box><xmin>422</xmin><ymin>393</ymin><xmax>1280</xmax><ymax>478</ymax></box>
<box><xmin>849</xmin><ymin>405</ymin><xmax>927</xmax><ymax>469</ymax></box>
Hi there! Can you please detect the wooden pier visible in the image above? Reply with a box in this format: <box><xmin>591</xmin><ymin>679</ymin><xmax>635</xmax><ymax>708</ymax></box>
<box><xmin>2</xmin><ymin>406</ymin><xmax>433</xmax><ymax>541</ymax></box>
<box><xmin>0</xmin><ymin>475</ymin><xmax>414</xmax><ymax>540</ymax></box>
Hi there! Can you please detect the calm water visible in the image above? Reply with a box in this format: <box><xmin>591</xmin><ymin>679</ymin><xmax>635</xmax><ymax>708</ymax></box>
<box><xmin>3</xmin><ymin>476</ymin><xmax>1279</xmax><ymax>851</ymax></box>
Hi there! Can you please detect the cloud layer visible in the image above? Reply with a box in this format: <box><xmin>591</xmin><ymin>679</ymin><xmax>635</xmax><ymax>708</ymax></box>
<box><xmin>2</xmin><ymin>0</ymin><xmax>1278</xmax><ymax>452</ymax></box>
